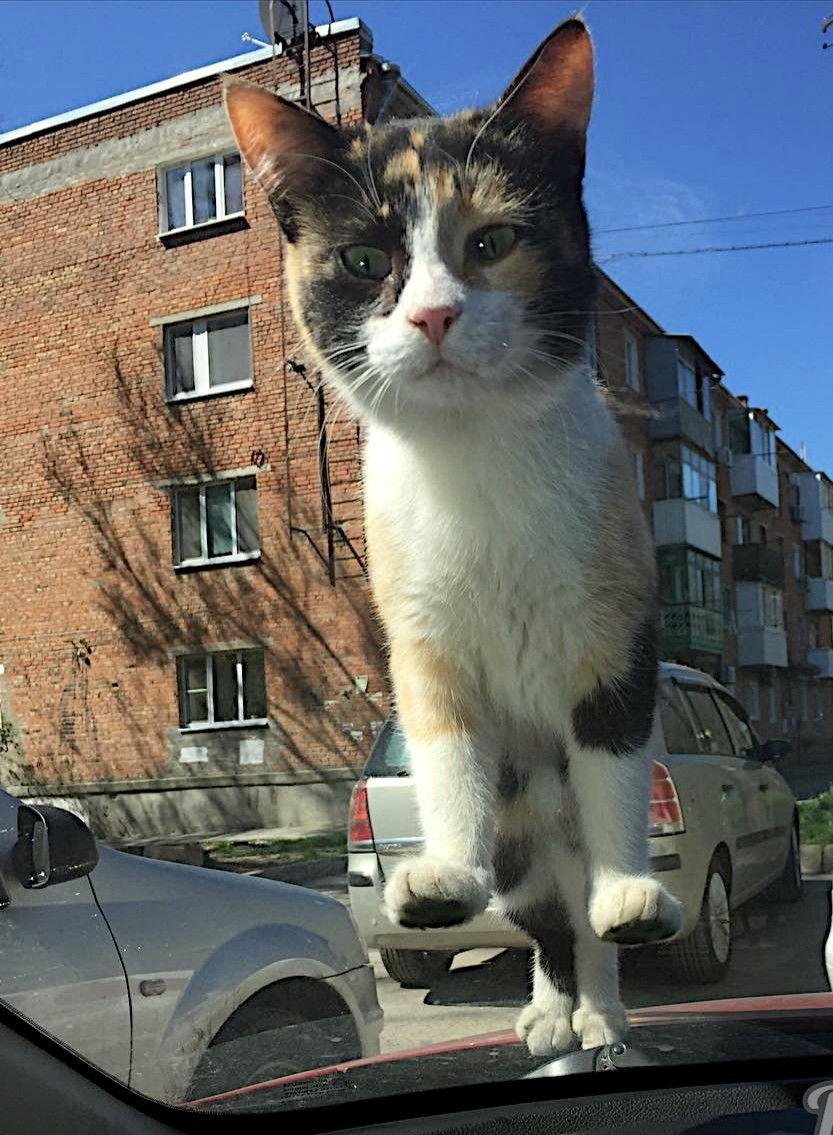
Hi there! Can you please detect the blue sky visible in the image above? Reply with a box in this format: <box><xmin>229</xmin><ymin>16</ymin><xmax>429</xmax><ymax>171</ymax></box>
<box><xmin>2</xmin><ymin>0</ymin><xmax>831</xmax><ymax>470</ymax></box>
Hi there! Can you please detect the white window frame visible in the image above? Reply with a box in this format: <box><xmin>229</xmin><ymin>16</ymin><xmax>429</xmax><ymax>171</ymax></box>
<box><xmin>173</xmin><ymin>476</ymin><xmax>260</xmax><ymax>569</ymax></box>
<box><xmin>164</xmin><ymin>309</ymin><xmax>252</xmax><ymax>401</ymax></box>
<box><xmin>159</xmin><ymin>152</ymin><xmax>244</xmax><ymax>234</ymax></box>
<box><xmin>624</xmin><ymin>333</ymin><xmax>640</xmax><ymax>391</ymax></box>
<box><xmin>178</xmin><ymin>649</ymin><xmax>267</xmax><ymax>730</ymax></box>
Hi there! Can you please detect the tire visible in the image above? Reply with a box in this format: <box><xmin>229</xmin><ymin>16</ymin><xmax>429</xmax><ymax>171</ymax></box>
<box><xmin>766</xmin><ymin>821</ymin><xmax>803</xmax><ymax>903</ymax></box>
<box><xmin>666</xmin><ymin>856</ymin><xmax>732</xmax><ymax>984</ymax></box>
<box><xmin>185</xmin><ymin>994</ymin><xmax>359</xmax><ymax>1101</ymax></box>
<box><xmin>379</xmin><ymin>947</ymin><xmax>455</xmax><ymax>988</ymax></box>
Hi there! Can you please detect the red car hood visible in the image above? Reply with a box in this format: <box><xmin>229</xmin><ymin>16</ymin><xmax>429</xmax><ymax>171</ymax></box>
<box><xmin>189</xmin><ymin>991</ymin><xmax>833</xmax><ymax>1108</ymax></box>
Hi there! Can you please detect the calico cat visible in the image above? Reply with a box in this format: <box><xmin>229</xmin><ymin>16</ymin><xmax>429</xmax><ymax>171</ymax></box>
<box><xmin>225</xmin><ymin>17</ymin><xmax>682</xmax><ymax>1055</ymax></box>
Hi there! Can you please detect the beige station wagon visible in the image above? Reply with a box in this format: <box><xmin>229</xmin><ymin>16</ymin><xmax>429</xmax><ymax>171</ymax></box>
<box><xmin>348</xmin><ymin>662</ymin><xmax>800</xmax><ymax>989</ymax></box>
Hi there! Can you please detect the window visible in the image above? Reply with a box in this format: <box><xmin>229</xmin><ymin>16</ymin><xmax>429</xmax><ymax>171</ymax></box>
<box><xmin>659</xmin><ymin>445</ymin><xmax>717</xmax><ymax>512</ymax></box>
<box><xmin>680</xmin><ymin>687</ymin><xmax>734</xmax><ymax>756</ymax></box>
<box><xmin>658</xmin><ymin>684</ymin><xmax>700</xmax><ymax>754</ymax></box>
<box><xmin>162</xmin><ymin>152</ymin><xmax>243</xmax><ymax>232</ymax></box>
<box><xmin>793</xmin><ymin>543</ymin><xmax>803</xmax><ymax>580</ymax></box>
<box><xmin>631</xmin><ymin>449</ymin><xmax>645</xmax><ymax>500</ymax></box>
<box><xmin>178</xmin><ymin>649</ymin><xmax>267</xmax><ymax>728</ymax></box>
<box><xmin>173</xmin><ymin>476</ymin><xmax>260</xmax><ymax>567</ymax></box>
<box><xmin>677</xmin><ymin>356</ymin><xmax>697</xmax><ymax>408</ymax></box>
<box><xmin>741</xmin><ymin>678</ymin><xmax>760</xmax><ymax>721</ymax></box>
<box><xmin>658</xmin><ymin>548</ymin><xmax>721</xmax><ymax>610</ymax></box>
<box><xmin>164</xmin><ymin>310</ymin><xmax>251</xmax><ymax>399</ymax></box>
<box><xmin>624</xmin><ymin>333</ymin><xmax>640</xmax><ymax>390</ymax></box>
<box><xmin>722</xmin><ymin>587</ymin><xmax>733</xmax><ymax>631</ymax></box>
<box><xmin>729</xmin><ymin>410</ymin><xmax>777</xmax><ymax>468</ymax></box>
<box><xmin>713</xmin><ymin>690</ymin><xmax>757</xmax><ymax>759</ymax></box>
<box><xmin>768</xmin><ymin>683</ymin><xmax>778</xmax><ymax>725</ymax></box>
<box><xmin>809</xmin><ymin>620</ymin><xmax>819</xmax><ymax>649</ymax></box>
<box><xmin>762</xmin><ymin>584</ymin><xmax>784</xmax><ymax>629</ymax></box>
<box><xmin>732</xmin><ymin>515</ymin><xmax>752</xmax><ymax>546</ymax></box>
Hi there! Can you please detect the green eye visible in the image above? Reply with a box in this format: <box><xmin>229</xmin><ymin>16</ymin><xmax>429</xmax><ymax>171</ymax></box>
<box><xmin>341</xmin><ymin>245</ymin><xmax>392</xmax><ymax>281</ymax></box>
<box><xmin>471</xmin><ymin>224</ymin><xmax>517</xmax><ymax>263</ymax></box>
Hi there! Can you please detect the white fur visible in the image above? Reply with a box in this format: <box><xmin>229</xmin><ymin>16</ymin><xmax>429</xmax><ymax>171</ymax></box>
<box><xmin>326</xmin><ymin>191</ymin><xmax>679</xmax><ymax>1055</ymax></box>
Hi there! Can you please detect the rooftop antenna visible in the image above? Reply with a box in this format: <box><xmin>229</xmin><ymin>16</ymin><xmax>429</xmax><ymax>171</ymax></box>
<box><xmin>259</xmin><ymin>0</ymin><xmax>317</xmax><ymax>105</ymax></box>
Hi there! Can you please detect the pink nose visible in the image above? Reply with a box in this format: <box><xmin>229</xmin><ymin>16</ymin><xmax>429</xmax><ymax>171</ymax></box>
<box><xmin>409</xmin><ymin>304</ymin><xmax>461</xmax><ymax>347</ymax></box>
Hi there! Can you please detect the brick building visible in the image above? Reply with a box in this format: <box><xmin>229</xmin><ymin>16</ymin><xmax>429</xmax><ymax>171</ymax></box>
<box><xmin>0</xmin><ymin>18</ymin><xmax>830</xmax><ymax>839</ymax></box>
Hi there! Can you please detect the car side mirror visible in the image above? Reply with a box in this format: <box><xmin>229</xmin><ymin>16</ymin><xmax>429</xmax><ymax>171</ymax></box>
<box><xmin>761</xmin><ymin>738</ymin><xmax>790</xmax><ymax>764</ymax></box>
<box><xmin>12</xmin><ymin>804</ymin><xmax>98</xmax><ymax>889</ymax></box>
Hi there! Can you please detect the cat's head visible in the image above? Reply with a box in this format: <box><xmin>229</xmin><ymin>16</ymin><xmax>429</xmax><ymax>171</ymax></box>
<box><xmin>225</xmin><ymin>19</ymin><xmax>595</xmax><ymax>424</ymax></box>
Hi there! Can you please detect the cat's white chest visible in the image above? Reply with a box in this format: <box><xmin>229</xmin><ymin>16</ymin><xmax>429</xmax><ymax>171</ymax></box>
<box><xmin>365</xmin><ymin>404</ymin><xmax>608</xmax><ymax>726</ymax></box>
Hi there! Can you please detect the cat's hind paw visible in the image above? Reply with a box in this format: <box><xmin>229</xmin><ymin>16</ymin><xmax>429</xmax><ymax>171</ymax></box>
<box><xmin>516</xmin><ymin>1001</ymin><xmax>577</xmax><ymax>1057</ymax></box>
<box><xmin>589</xmin><ymin>875</ymin><xmax>682</xmax><ymax>945</ymax></box>
<box><xmin>384</xmin><ymin>856</ymin><xmax>491</xmax><ymax>929</ymax></box>
<box><xmin>572</xmin><ymin>1002</ymin><xmax>628</xmax><ymax>1050</ymax></box>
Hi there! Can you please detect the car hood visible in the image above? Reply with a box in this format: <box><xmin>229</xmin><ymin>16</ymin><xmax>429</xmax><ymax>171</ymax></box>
<box><xmin>189</xmin><ymin>992</ymin><xmax>833</xmax><ymax>1112</ymax></box>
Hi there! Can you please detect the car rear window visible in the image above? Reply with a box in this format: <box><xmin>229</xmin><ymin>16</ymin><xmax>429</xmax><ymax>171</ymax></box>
<box><xmin>364</xmin><ymin>717</ymin><xmax>411</xmax><ymax>777</ymax></box>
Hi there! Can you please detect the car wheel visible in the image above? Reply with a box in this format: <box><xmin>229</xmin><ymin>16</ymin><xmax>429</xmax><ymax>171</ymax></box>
<box><xmin>379</xmin><ymin>947</ymin><xmax>455</xmax><ymax>988</ymax></box>
<box><xmin>184</xmin><ymin>991</ymin><xmax>360</xmax><ymax>1101</ymax></box>
<box><xmin>665</xmin><ymin>856</ymin><xmax>732</xmax><ymax>984</ymax></box>
<box><xmin>766</xmin><ymin>821</ymin><xmax>802</xmax><ymax>903</ymax></box>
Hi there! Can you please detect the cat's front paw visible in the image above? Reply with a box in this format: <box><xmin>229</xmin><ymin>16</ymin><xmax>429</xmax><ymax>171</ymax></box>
<box><xmin>572</xmin><ymin>1001</ymin><xmax>628</xmax><ymax>1050</ymax></box>
<box><xmin>384</xmin><ymin>856</ymin><xmax>491</xmax><ymax>929</ymax></box>
<box><xmin>589</xmin><ymin>875</ymin><xmax>682</xmax><ymax>945</ymax></box>
<box><xmin>516</xmin><ymin>1001</ymin><xmax>577</xmax><ymax>1057</ymax></box>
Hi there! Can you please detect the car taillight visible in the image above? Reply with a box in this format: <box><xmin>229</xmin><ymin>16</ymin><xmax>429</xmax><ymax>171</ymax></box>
<box><xmin>648</xmin><ymin>760</ymin><xmax>685</xmax><ymax>836</ymax></box>
<box><xmin>348</xmin><ymin>779</ymin><xmax>374</xmax><ymax>848</ymax></box>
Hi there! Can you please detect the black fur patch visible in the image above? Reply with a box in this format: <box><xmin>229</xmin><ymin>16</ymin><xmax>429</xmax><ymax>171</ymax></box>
<box><xmin>509</xmin><ymin>894</ymin><xmax>576</xmax><ymax>999</ymax></box>
<box><xmin>498</xmin><ymin>757</ymin><xmax>529</xmax><ymax>800</ymax></box>
<box><xmin>571</xmin><ymin>615</ymin><xmax>659</xmax><ymax>756</ymax></box>
<box><xmin>493</xmin><ymin>832</ymin><xmax>532</xmax><ymax>893</ymax></box>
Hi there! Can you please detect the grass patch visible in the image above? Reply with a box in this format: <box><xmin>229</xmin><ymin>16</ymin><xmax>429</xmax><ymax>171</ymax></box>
<box><xmin>798</xmin><ymin>788</ymin><xmax>833</xmax><ymax>845</ymax></box>
<box><xmin>206</xmin><ymin>831</ymin><xmax>347</xmax><ymax>864</ymax></box>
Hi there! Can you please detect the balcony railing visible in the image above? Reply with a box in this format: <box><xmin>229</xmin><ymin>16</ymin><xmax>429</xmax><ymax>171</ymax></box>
<box><xmin>653</xmin><ymin>499</ymin><xmax>722</xmax><ymax>559</ymax></box>
<box><xmin>729</xmin><ymin>453</ymin><xmax>779</xmax><ymax>509</ymax></box>
<box><xmin>648</xmin><ymin>396</ymin><xmax>715</xmax><ymax>456</ymax></box>
<box><xmin>731</xmin><ymin>543</ymin><xmax>785</xmax><ymax>588</ymax></box>
<box><xmin>806</xmin><ymin>577</ymin><xmax>833</xmax><ymax>613</ymax></box>
<box><xmin>737</xmin><ymin>626</ymin><xmax>788</xmax><ymax>668</ymax></box>
<box><xmin>661</xmin><ymin>604</ymin><xmax>723</xmax><ymax>654</ymax></box>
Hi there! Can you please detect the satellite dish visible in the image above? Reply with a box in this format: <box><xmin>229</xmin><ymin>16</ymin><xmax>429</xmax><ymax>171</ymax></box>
<box><xmin>259</xmin><ymin>0</ymin><xmax>307</xmax><ymax>48</ymax></box>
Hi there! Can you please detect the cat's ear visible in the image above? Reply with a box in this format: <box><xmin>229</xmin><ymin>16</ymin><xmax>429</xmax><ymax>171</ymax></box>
<box><xmin>223</xmin><ymin>77</ymin><xmax>339</xmax><ymax>232</ymax></box>
<box><xmin>494</xmin><ymin>18</ymin><xmax>594</xmax><ymax>142</ymax></box>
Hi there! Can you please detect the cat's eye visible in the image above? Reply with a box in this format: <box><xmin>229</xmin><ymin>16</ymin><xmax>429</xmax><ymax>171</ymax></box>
<box><xmin>340</xmin><ymin>245</ymin><xmax>392</xmax><ymax>281</ymax></box>
<box><xmin>470</xmin><ymin>224</ymin><xmax>517</xmax><ymax>264</ymax></box>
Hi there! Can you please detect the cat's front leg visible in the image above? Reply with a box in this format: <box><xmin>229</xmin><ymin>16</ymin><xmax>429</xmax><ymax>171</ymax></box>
<box><xmin>383</xmin><ymin>639</ymin><xmax>498</xmax><ymax>929</ymax></box>
<box><xmin>569</xmin><ymin>628</ymin><xmax>683</xmax><ymax>946</ymax></box>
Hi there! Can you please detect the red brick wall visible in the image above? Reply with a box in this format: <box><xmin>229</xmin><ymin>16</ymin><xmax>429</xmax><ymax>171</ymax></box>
<box><xmin>0</xmin><ymin>32</ymin><xmax>390</xmax><ymax>797</ymax></box>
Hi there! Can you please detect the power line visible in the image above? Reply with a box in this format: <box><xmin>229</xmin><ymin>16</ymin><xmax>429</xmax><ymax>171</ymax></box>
<box><xmin>598</xmin><ymin>236</ymin><xmax>833</xmax><ymax>262</ymax></box>
<box><xmin>595</xmin><ymin>204</ymin><xmax>833</xmax><ymax>235</ymax></box>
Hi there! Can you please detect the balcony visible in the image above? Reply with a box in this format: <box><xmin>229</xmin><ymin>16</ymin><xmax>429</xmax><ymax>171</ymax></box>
<box><xmin>729</xmin><ymin>453</ymin><xmax>779</xmax><ymax>509</ymax></box>
<box><xmin>807</xmin><ymin>648</ymin><xmax>833</xmax><ymax>679</ymax></box>
<box><xmin>661</xmin><ymin>604</ymin><xmax>723</xmax><ymax>655</ymax></box>
<box><xmin>731</xmin><ymin>543</ymin><xmax>785</xmax><ymax>588</ymax></box>
<box><xmin>806</xmin><ymin>577</ymin><xmax>833</xmax><ymax>612</ymax></box>
<box><xmin>648</xmin><ymin>397</ymin><xmax>715</xmax><ymax>456</ymax></box>
<box><xmin>797</xmin><ymin>473</ymin><xmax>833</xmax><ymax>544</ymax></box>
<box><xmin>736</xmin><ymin>626</ymin><xmax>788</xmax><ymax>669</ymax></box>
<box><xmin>653</xmin><ymin>499</ymin><xmax>722</xmax><ymax>558</ymax></box>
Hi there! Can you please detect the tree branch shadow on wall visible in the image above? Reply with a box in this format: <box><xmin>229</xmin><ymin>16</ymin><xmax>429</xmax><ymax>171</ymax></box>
<box><xmin>35</xmin><ymin>346</ymin><xmax>387</xmax><ymax>815</ymax></box>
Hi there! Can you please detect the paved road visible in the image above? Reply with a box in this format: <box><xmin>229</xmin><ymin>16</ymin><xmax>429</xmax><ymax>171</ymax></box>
<box><xmin>312</xmin><ymin>874</ymin><xmax>831</xmax><ymax>1055</ymax></box>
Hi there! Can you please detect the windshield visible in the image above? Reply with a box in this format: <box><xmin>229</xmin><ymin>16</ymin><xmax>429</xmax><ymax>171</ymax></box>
<box><xmin>1</xmin><ymin>0</ymin><xmax>832</xmax><ymax>1123</ymax></box>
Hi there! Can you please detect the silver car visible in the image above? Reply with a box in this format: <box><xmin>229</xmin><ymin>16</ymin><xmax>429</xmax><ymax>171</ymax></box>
<box><xmin>348</xmin><ymin>662</ymin><xmax>801</xmax><ymax>988</ymax></box>
<box><xmin>0</xmin><ymin>787</ymin><xmax>381</xmax><ymax>1104</ymax></box>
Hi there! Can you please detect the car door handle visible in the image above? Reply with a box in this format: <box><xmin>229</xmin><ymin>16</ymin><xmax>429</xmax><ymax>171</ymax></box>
<box><xmin>758</xmin><ymin>783</ymin><xmax>770</xmax><ymax>793</ymax></box>
<box><xmin>721</xmin><ymin>783</ymin><xmax>735</xmax><ymax>793</ymax></box>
